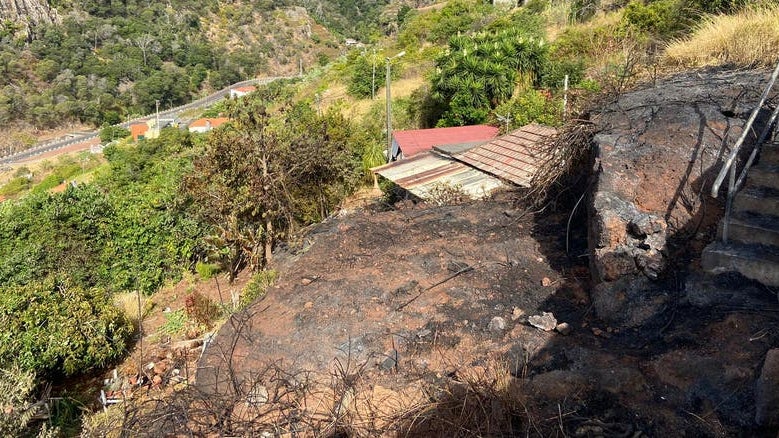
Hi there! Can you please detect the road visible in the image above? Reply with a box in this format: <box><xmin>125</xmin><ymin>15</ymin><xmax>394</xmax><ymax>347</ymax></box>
<box><xmin>0</xmin><ymin>77</ymin><xmax>288</xmax><ymax>165</ymax></box>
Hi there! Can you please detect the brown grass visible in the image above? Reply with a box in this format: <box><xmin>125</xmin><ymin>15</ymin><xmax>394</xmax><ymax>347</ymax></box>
<box><xmin>664</xmin><ymin>4</ymin><xmax>779</xmax><ymax>68</ymax></box>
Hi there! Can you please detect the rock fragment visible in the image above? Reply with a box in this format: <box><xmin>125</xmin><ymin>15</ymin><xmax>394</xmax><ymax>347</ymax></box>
<box><xmin>555</xmin><ymin>322</ymin><xmax>572</xmax><ymax>335</ymax></box>
<box><xmin>488</xmin><ymin>316</ymin><xmax>507</xmax><ymax>333</ymax></box>
<box><xmin>528</xmin><ymin>312</ymin><xmax>557</xmax><ymax>331</ymax></box>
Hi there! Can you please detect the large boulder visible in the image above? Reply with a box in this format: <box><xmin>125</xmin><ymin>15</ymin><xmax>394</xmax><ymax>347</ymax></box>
<box><xmin>589</xmin><ymin>68</ymin><xmax>774</xmax><ymax>284</ymax></box>
<box><xmin>756</xmin><ymin>349</ymin><xmax>779</xmax><ymax>427</ymax></box>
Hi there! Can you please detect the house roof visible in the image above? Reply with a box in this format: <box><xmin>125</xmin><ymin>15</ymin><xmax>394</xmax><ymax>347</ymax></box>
<box><xmin>232</xmin><ymin>86</ymin><xmax>256</xmax><ymax>94</ymax></box>
<box><xmin>393</xmin><ymin>125</ymin><xmax>499</xmax><ymax>158</ymax></box>
<box><xmin>372</xmin><ymin>151</ymin><xmax>504</xmax><ymax>201</ymax></box>
<box><xmin>189</xmin><ymin>117</ymin><xmax>229</xmax><ymax>129</ymax></box>
<box><xmin>130</xmin><ymin>123</ymin><xmax>148</xmax><ymax>139</ymax></box>
<box><xmin>453</xmin><ymin>124</ymin><xmax>557</xmax><ymax>188</ymax></box>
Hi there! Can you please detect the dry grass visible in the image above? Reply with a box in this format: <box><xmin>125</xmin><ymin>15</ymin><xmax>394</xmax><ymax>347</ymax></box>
<box><xmin>664</xmin><ymin>4</ymin><xmax>779</xmax><ymax>68</ymax></box>
<box><xmin>114</xmin><ymin>291</ymin><xmax>149</xmax><ymax>328</ymax></box>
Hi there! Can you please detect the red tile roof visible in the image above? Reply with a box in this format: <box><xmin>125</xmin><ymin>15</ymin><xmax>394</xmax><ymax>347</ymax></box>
<box><xmin>233</xmin><ymin>86</ymin><xmax>257</xmax><ymax>94</ymax></box>
<box><xmin>454</xmin><ymin>124</ymin><xmax>557</xmax><ymax>187</ymax></box>
<box><xmin>393</xmin><ymin>125</ymin><xmax>499</xmax><ymax>158</ymax></box>
<box><xmin>189</xmin><ymin>117</ymin><xmax>229</xmax><ymax>129</ymax></box>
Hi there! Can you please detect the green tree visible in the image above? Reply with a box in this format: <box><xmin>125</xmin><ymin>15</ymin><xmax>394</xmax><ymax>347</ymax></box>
<box><xmin>0</xmin><ymin>277</ymin><xmax>133</xmax><ymax>376</ymax></box>
<box><xmin>184</xmin><ymin>97</ymin><xmax>358</xmax><ymax>275</ymax></box>
<box><xmin>431</xmin><ymin>28</ymin><xmax>547</xmax><ymax>126</ymax></box>
<box><xmin>99</xmin><ymin>124</ymin><xmax>130</xmax><ymax>142</ymax></box>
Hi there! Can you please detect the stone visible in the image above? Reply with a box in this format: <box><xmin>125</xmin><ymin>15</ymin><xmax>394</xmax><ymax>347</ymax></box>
<box><xmin>301</xmin><ymin>277</ymin><xmax>313</xmax><ymax>285</ymax></box>
<box><xmin>380</xmin><ymin>350</ymin><xmax>398</xmax><ymax>371</ymax></box>
<box><xmin>488</xmin><ymin>316</ymin><xmax>507</xmax><ymax>333</ymax></box>
<box><xmin>152</xmin><ymin>375</ymin><xmax>163</xmax><ymax>385</ymax></box>
<box><xmin>528</xmin><ymin>312</ymin><xmax>557</xmax><ymax>331</ymax></box>
<box><xmin>511</xmin><ymin>306</ymin><xmax>525</xmax><ymax>321</ymax></box>
<box><xmin>173</xmin><ymin>339</ymin><xmax>203</xmax><ymax>351</ymax></box>
<box><xmin>304</xmin><ymin>301</ymin><xmax>314</xmax><ymax>309</ymax></box>
<box><xmin>153</xmin><ymin>362</ymin><xmax>167</xmax><ymax>375</ymax></box>
<box><xmin>246</xmin><ymin>385</ymin><xmax>269</xmax><ymax>407</ymax></box>
<box><xmin>541</xmin><ymin>277</ymin><xmax>553</xmax><ymax>287</ymax></box>
<box><xmin>756</xmin><ymin>349</ymin><xmax>779</xmax><ymax>427</ymax></box>
<box><xmin>555</xmin><ymin>322</ymin><xmax>572</xmax><ymax>335</ymax></box>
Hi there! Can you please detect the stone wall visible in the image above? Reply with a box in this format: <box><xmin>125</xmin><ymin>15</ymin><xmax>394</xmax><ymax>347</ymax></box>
<box><xmin>589</xmin><ymin>68</ymin><xmax>775</xmax><ymax>284</ymax></box>
<box><xmin>587</xmin><ymin>68</ymin><xmax>779</xmax><ymax>327</ymax></box>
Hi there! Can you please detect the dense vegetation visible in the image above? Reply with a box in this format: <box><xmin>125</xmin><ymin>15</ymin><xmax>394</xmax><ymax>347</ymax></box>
<box><xmin>0</xmin><ymin>0</ymin><xmax>389</xmax><ymax>140</ymax></box>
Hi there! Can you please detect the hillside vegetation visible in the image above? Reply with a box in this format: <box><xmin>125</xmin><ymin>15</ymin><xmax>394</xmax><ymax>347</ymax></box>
<box><xmin>1</xmin><ymin>0</ymin><xmax>778</xmax><ymax>435</ymax></box>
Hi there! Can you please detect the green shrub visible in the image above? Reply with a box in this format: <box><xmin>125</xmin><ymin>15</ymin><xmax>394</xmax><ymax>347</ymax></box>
<box><xmin>159</xmin><ymin>309</ymin><xmax>188</xmax><ymax>336</ymax></box>
<box><xmin>195</xmin><ymin>261</ymin><xmax>221</xmax><ymax>280</ymax></box>
<box><xmin>621</xmin><ymin>0</ymin><xmax>691</xmax><ymax>37</ymax></box>
<box><xmin>0</xmin><ymin>277</ymin><xmax>133</xmax><ymax>376</ymax></box>
<box><xmin>492</xmin><ymin>88</ymin><xmax>562</xmax><ymax>129</ymax></box>
<box><xmin>239</xmin><ymin>270</ymin><xmax>277</xmax><ymax>310</ymax></box>
<box><xmin>99</xmin><ymin>125</ymin><xmax>130</xmax><ymax>143</ymax></box>
<box><xmin>0</xmin><ymin>366</ymin><xmax>59</xmax><ymax>437</ymax></box>
<box><xmin>0</xmin><ymin>177</ymin><xmax>31</xmax><ymax>197</ymax></box>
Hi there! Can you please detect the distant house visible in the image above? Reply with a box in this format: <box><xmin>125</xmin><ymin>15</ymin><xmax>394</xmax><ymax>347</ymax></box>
<box><xmin>130</xmin><ymin>123</ymin><xmax>149</xmax><ymax>141</ymax></box>
<box><xmin>344</xmin><ymin>38</ymin><xmax>363</xmax><ymax>47</ymax></box>
<box><xmin>188</xmin><ymin>117</ymin><xmax>229</xmax><ymax>133</ymax></box>
<box><xmin>129</xmin><ymin>118</ymin><xmax>176</xmax><ymax>141</ymax></box>
<box><xmin>230</xmin><ymin>86</ymin><xmax>256</xmax><ymax>99</ymax></box>
<box><xmin>389</xmin><ymin>125</ymin><xmax>500</xmax><ymax>161</ymax></box>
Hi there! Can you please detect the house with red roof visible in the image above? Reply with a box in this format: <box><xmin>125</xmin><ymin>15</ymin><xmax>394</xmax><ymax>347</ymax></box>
<box><xmin>130</xmin><ymin>123</ymin><xmax>149</xmax><ymax>141</ymax></box>
<box><xmin>230</xmin><ymin>86</ymin><xmax>257</xmax><ymax>99</ymax></box>
<box><xmin>389</xmin><ymin>125</ymin><xmax>499</xmax><ymax>161</ymax></box>
<box><xmin>188</xmin><ymin>117</ymin><xmax>229</xmax><ymax>133</ymax></box>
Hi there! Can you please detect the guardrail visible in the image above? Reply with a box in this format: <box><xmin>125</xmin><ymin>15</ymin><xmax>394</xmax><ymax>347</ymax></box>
<box><xmin>711</xmin><ymin>60</ymin><xmax>779</xmax><ymax>242</ymax></box>
<box><xmin>0</xmin><ymin>76</ymin><xmax>292</xmax><ymax>165</ymax></box>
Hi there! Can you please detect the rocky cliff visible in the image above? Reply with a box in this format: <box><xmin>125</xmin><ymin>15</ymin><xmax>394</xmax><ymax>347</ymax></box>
<box><xmin>587</xmin><ymin>68</ymin><xmax>777</xmax><ymax>329</ymax></box>
<box><xmin>0</xmin><ymin>0</ymin><xmax>60</xmax><ymax>39</ymax></box>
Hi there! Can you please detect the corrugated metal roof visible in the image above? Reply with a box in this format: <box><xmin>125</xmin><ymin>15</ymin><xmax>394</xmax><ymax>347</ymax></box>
<box><xmin>454</xmin><ymin>124</ymin><xmax>557</xmax><ymax>187</ymax></box>
<box><xmin>393</xmin><ymin>125</ymin><xmax>499</xmax><ymax>158</ymax></box>
<box><xmin>372</xmin><ymin>152</ymin><xmax>504</xmax><ymax>201</ymax></box>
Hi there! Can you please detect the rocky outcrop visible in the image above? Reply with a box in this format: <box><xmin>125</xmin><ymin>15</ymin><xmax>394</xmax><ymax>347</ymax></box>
<box><xmin>0</xmin><ymin>0</ymin><xmax>60</xmax><ymax>39</ymax></box>
<box><xmin>589</xmin><ymin>69</ymin><xmax>774</xmax><ymax>285</ymax></box>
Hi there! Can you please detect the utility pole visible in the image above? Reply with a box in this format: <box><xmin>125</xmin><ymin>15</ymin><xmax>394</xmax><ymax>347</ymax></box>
<box><xmin>385</xmin><ymin>51</ymin><xmax>405</xmax><ymax>163</ymax></box>
<box><xmin>371</xmin><ymin>48</ymin><xmax>376</xmax><ymax>100</ymax></box>
<box><xmin>155</xmin><ymin>99</ymin><xmax>160</xmax><ymax>135</ymax></box>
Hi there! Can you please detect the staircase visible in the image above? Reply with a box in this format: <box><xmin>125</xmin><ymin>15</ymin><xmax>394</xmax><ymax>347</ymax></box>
<box><xmin>702</xmin><ymin>139</ymin><xmax>779</xmax><ymax>287</ymax></box>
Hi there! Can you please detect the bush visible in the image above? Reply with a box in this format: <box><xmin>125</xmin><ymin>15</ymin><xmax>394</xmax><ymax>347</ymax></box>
<box><xmin>492</xmin><ymin>88</ymin><xmax>562</xmax><ymax>130</ymax></box>
<box><xmin>0</xmin><ymin>277</ymin><xmax>133</xmax><ymax>376</ymax></box>
<box><xmin>99</xmin><ymin>125</ymin><xmax>130</xmax><ymax>143</ymax></box>
<box><xmin>621</xmin><ymin>0</ymin><xmax>691</xmax><ymax>37</ymax></box>
<box><xmin>195</xmin><ymin>261</ymin><xmax>221</xmax><ymax>280</ymax></box>
<box><xmin>0</xmin><ymin>366</ymin><xmax>58</xmax><ymax>438</ymax></box>
<box><xmin>0</xmin><ymin>176</ymin><xmax>31</xmax><ymax>197</ymax></box>
<box><xmin>239</xmin><ymin>270</ymin><xmax>277</xmax><ymax>310</ymax></box>
<box><xmin>184</xmin><ymin>291</ymin><xmax>221</xmax><ymax>326</ymax></box>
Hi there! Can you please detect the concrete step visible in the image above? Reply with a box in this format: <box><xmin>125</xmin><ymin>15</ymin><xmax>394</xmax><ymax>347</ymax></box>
<box><xmin>748</xmin><ymin>164</ymin><xmax>779</xmax><ymax>191</ymax></box>
<box><xmin>733</xmin><ymin>186</ymin><xmax>779</xmax><ymax>216</ymax></box>
<box><xmin>702</xmin><ymin>241</ymin><xmax>779</xmax><ymax>287</ymax></box>
<box><xmin>719</xmin><ymin>211</ymin><xmax>779</xmax><ymax>247</ymax></box>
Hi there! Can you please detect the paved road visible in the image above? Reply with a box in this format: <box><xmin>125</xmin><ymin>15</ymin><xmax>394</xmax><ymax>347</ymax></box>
<box><xmin>0</xmin><ymin>77</ymin><xmax>289</xmax><ymax>165</ymax></box>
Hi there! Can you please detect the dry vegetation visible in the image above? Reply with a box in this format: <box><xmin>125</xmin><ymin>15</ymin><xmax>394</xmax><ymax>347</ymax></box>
<box><xmin>664</xmin><ymin>3</ymin><xmax>779</xmax><ymax>68</ymax></box>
